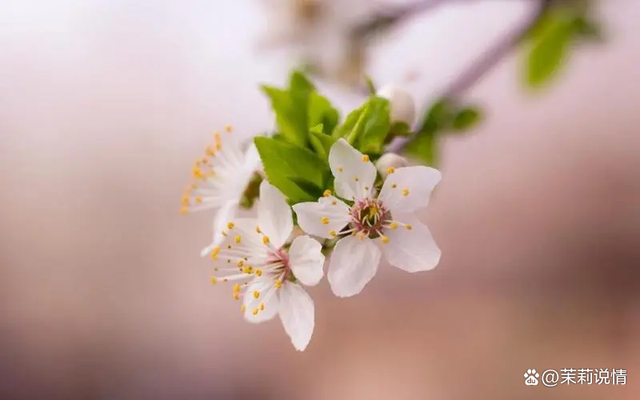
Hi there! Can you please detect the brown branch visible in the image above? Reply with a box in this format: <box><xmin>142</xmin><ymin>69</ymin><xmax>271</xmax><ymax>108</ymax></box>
<box><xmin>387</xmin><ymin>0</ymin><xmax>555</xmax><ymax>153</ymax></box>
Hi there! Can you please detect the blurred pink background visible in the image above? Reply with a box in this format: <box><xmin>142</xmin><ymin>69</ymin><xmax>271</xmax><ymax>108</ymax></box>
<box><xmin>0</xmin><ymin>1</ymin><xmax>639</xmax><ymax>399</ymax></box>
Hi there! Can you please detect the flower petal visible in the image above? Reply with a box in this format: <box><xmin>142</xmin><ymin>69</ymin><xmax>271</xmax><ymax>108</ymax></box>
<box><xmin>279</xmin><ymin>282</ymin><xmax>314</xmax><ymax>351</ymax></box>
<box><xmin>243</xmin><ymin>278</ymin><xmax>280</xmax><ymax>324</ymax></box>
<box><xmin>211</xmin><ymin>201</ymin><xmax>238</xmax><ymax>246</ymax></box>
<box><xmin>378</xmin><ymin>166</ymin><xmax>441</xmax><ymax>214</ymax></box>
<box><xmin>328</xmin><ymin>235</ymin><xmax>380</xmax><ymax>297</ymax></box>
<box><xmin>292</xmin><ymin>196</ymin><xmax>351</xmax><ymax>239</ymax></box>
<box><xmin>202</xmin><ymin>218</ymin><xmax>268</xmax><ymax>265</ymax></box>
<box><xmin>288</xmin><ymin>235</ymin><xmax>325</xmax><ymax>287</ymax></box>
<box><xmin>257</xmin><ymin>181</ymin><xmax>293</xmax><ymax>248</ymax></box>
<box><xmin>328</xmin><ymin>139</ymin><xmax>376</xmax><ymax>201</ymax></box>
<box><xmin>382</xmin><ymin>215</ymin><xmax>440</xmax><ymax>273</ymax></box>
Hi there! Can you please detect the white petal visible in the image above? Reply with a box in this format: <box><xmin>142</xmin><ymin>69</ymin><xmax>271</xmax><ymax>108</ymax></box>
<box><xmin>204</xmin><ymin>218</ymin><xmax>268</xmax><ymax>265</ymax></box>
<box><xmin>328</xmin><ymin>235</ymin><xmax>381</xmax><ymax>297</ymax></box>
<box><xmin>292</xmin><ymin>196</ymin><xmax>351</xmax><ymax>239</ymax></box>
<box><xmin>279</xmin><ymin>282</ymin><xmax>315</xmax><ymax>351</ymax></box>
<box><xmin>243</xmin><ymin>278</ymin><xmax>280</xmax><ymax>323</ymax></box>
<box><xmin>328</xmin><ymin>139</ymin><xmax>377</xmax><ymax>201</ymax></box>
<box><xmin>257</xmin><ymin>181</ymin><xmax>293</xmax><ymax>248</ymax></box>
<box><xmin>242</xmin><ymin>143</ymin><xmax>262</xmax><ymax>174</ymax></box>
<box><xmin>211</xmin><ymin>201</ymin><xmax>238</xmax><ymax>246</ymax></box>
<box><xmin>376</xmin><ymin>85</ymin><xmax>416</xmax><ymax>126</ymax></box>
<box><xmin>382</xmin><ymin>216</ymin><xmax>440</xmax><ymax>273</ymax></box>
<box><xmin>378</xmin><ymin>166</ymin><xmax>441</xmax><ymax>214</ymax></box>
<box><xmin>288</xmin><ymin>235</ymin><xmax>325</xmax><ymax>287</ymax></box>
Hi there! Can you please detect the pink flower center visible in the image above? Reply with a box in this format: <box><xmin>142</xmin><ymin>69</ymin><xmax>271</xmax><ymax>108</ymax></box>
<box><xmin>350</xmin><ymin>198</ymin><xmax>391</xmax><ymax>238</ymax></box>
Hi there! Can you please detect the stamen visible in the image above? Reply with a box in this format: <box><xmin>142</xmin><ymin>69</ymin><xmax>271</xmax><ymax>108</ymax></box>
<box><xmin>381</xmin><ymin>236</ymin><xmax>390</xmax><ymax>244</ymax></box>
<box><xmin>227</xmin><ymin>222</ymin><xmax>235</xmax><ymax>229</ymax></box>
<box><xmin>391</xmin><ymin>183</ymin><xmax>397</xmax><ymax>189</ymax></box>
<box><xmin>405</xmin><ymin>224</ymin><xmax>413</xmax><ymax>230</ymax></box>
<box><xmin>361</xmin><ymin>155</ymin><xmax>369</xmax><ymax>162</ymax></box>
<box><xmin>387</xmin><ymin>167</ymin><xmax>395</xmax><ymax>174</ymax></box>
<box><xmin>402</xmin><ymin>188</ymin><xmax>410</xmax><ymax>196</ymax></box>
<box><xmin>262</xmin><ymin>236</ymin><xmax>270</xmax><ymax>244</ymax></box>
<box><xmin>234</xmin><ymin>235</ymin><xmax>242</xmax><ymax>243</ymax></box>
<box><xmin>253</xmin><ymin>291</ymin><xmax>260</xmax><ymax>299</ymax></box>
<box><xmin>337</xmin><ymin>167</ymin><xmax>343</xmax><ymax>173</ymax></box>
<box><xmin>389</xmin><ymin>222</ymin><xmax>398</xmax><ymax>230</ymax></box>
<box><xmin>321</xmin><ymin>217</ymin><xmax>330</xmax><ymax>225</ymax></box>
<box><xmin>323</xmin><ymin>189</ymin><xmax>332</xmax><ymax>197</ymax></box>
<box><xmin>329</xmin><ymin>230</ymin><xmax>337</xmax><ymax>237</ymax></box>
<box><xmin>224</xmin><ymin>124</ymin><xmax>233</xmax><ymax>132</ymax></box>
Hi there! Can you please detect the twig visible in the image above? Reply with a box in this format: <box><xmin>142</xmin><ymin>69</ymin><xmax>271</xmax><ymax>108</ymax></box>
<box><xmin>388</xmin><ymin>0</ymin><xmax>554</xmax><ymax>153</ymax></box>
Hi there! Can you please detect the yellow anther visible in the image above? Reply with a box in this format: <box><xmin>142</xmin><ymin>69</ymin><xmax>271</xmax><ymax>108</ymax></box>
<box><xmin>222</xmin><ymin>278</ymin><xmax>228</xmax><ymax>282</ymax></box>
<box><xmin>252</xmin><ymin>308</ymin><xmax>259</xmax><ymax>316</ymax></box>
<box><xmin>391</xmin><ymin>183</ymin><xmax>398</xmax><ymax>189</ymax></box>
<box><xmin>180</xmin><ymin>206</ymin><xmax>189</xmax><ymax>214</ymax></box>
<box><xmin>255</xmin><ymin>226</ymin><xmax>262</xmax><ymax>233</ymax></box>
<box><xmin>195</xmin><ymin>195</ymin><xmax>203</xmax><ymax>203</ymax></box>
<box><xmin>211</xmin><ymin>246</ymin><xmax>220</xmax><ymax>260</ymax></box>
<box><xmin>357</xmin><ymin>232</ymin><xmax>365</xmax><ymax>241</ymax></box>
<box><xmin>243</xmin><ymin>266</ymin><xmax>253</xmax><ymax>274</ymax></box>
<box><xmin>329</xmin><ymin>230</ymin><xmax>337</xmax><ymax>237</ymax></box>
<box><xmin>224</xmin><ymin>124</ymin><xmax>233</xmax><ymax>132</ymax></box>
<box><xmin>260</xmin><ymin>302</ymin><xmax>265</xmax><ymax>311</ymax></box>
<box><xmin>275</xmin><ymin>280</ymin><xmax>282</xmax><ymax>289</ymax></box>
<box><xmin>321</xmin><ymin>217</ymin><xmax>330</xmax><ymax>225</ymax></box>
<box><xmin>214</xmin><ymin>132</ymin><xmax>222</xmax><ymax>150</ymax></box>
<box><xmin>354</xmin><ymin>177</ymin><xmax>359</xmax><ymax>182</ymax></box>
<box><xmin>205</xmin><ymin>146</ymin><xmax>215</xmax><ymax>156</ymax></box>
<box><xmin>389</xmin><ymin>222</ymin><xmax>398</xmax><ymax>230</ymax></box>
<box><xmin>233</xmin><ymin>284</ymin><xmax>240</xmax><ymax>292</ymax></box>
<box><xmin>210</xmin><ymin>277</ymin><xmax>218</xmax><ymax>285</ymax></box>
<box><xmin>255</xmin><ymin>269</ymin><xmax>263</xmax><ymax>277</ymax></box>
<box><xmin>227</xmin><ymin>222</ymin><xmax>235</xmax><ymax>229</ymax></box>
<box><xmin>226</xmin><ymin>244</ymin><xmax>232</xmax><ymax>249</ymax></box>
<box><xmin>234</xmin><ymin>235</ymin><xmax>242</xmax><ymax>243</ymax></box>
<box><xmin>332</xmin><ymin>201</ymin><xmax>337</xmax><ymax>205</ymax></box>
<box><xmin>232</xmin><ymin>292</ymin><xmax>240</xmax><ymax>300</ymax></box>
<box><xmin>262</xmin><ymin>236</ymin><xmax>270</xmax><ymax>244</ymax></box>
<box><xmin>362</xmin><ymin>154</ymin><xmax>370</xmax><ymax>162</ymax></box>
<box><xmin>337</xmin><ymin>167</ymin><xmax>343</xmax><ymax>173</ymax></box>
<box><xmin>402</xmin><ymin>188</ymin><xmax>410</xmax><ymax>196</ymax></box>
<box><xmin>253</xmin><ymin>291</ymin><xmax>260</xmax><ymax>299</ymax></box>
<box><xmin>405</xmin><ymin>224</ymin><xmax>413</xmax><ymax>231</ymax></box>
<box><xmin>381</xmin><ymin>236</ymin><xmax>390</xmax><ymax>244</ymax></box>
<box><xmin>387</xmin><ymin>167</ymin><xmax>395</xmax><ymax>174</ymax></box>
<box><xmin>192</xmin><ymin>167</ymin><xmax>204</xmax><ymax>179</ymax></box>
<box><xmin>237</xmin><ymin>260</ymin><xmax>244</xmax><ymax>267</ymax></box>
<box><xmin>181</xmin><ymin>195</ymin><xmax>190</xmax><ymax>206</ymax></box>
<box><xmin>240</xmin><ymin>305</ymin><xmax>246</xmax><ymax>313</ymax></box>
<box><xmin>323</xmin><ymin>189</ymin><xmax>332</xmax><ymax>197</ymax></box>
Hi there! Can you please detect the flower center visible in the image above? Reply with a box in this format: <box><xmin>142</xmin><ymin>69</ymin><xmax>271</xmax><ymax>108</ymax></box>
<box><xmin>350</xmin><ymin>199</ymin><xmax>391</xmax><ymax>238</ymax></box>
<box><xmin>267</xmin><ymin>248</ymin><xmax>295</xmax><ymax>282</ymax></box>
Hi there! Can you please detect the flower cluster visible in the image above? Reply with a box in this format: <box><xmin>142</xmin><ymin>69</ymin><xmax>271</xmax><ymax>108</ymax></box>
<box><xmin>182</xmin><ymin>72</ymin><xmax>442</xmax><ymax>351</ymax></box>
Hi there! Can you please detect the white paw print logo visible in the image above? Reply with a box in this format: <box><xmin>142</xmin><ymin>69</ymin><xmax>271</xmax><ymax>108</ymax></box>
<box><xmin>524</xmin><ymin>369</ymin><xmax>540</xmax><ymax>386</ymax></box>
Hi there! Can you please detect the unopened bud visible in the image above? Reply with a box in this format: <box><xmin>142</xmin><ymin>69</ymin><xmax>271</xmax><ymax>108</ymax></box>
<box><xmin>376</xmin><ymin>85</ymin><xmax>416</xmax><ymax>126</ymax></box>
<box><xmin>376</xmin><ymin>153</ymin><xmax>410</xmax><ymax>178</ymax></box>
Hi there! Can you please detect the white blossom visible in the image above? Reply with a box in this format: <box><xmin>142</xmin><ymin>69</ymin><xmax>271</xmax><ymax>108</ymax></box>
<box><xmin>181</xmin><ymin>126</ymin><xmax>261</xmax><ymax>246</ymax></box>
<box><xmin>203</xmin><ymin>181</ymin><xmax>325</xmax><ymax>351</ymax></box>
<box><xmin>293</xmin><ymin>139</ymin><xmax>441</xmax><ymax>297</ymax></box>
<box><xmin>377</xmin><ymin>85</ymin><xmax>416</xmax><ymax>126</ymax></box>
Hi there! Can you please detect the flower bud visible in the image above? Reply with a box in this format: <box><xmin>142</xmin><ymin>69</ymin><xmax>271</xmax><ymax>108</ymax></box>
<box><xmin>376</xmin><ymin>153</ymin><xmax>410</xmax><ymax>178</ymax></box>
<box><xmin>376</xmin><ymin>85</ymin><xmax>416</xmax><ymax>126</ymax></box>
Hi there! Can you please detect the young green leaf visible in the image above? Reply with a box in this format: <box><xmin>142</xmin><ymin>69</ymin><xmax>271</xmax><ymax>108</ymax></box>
<box><xmin>404</xmin><ymin>130</ymin><xmax>439</xmax><ymax>166</ymax></box>
<box><xmin>333</xmin><ymin>104</ymin><xmax>366</xmax><ymax>139</ymax></box>
<box><xmin>451</xmin><ymin>107</ymin><xmax>483</xmax><ymax>131</ymax></box>
<box><xmin>254</xmin><ymin>136</ymin><xmax>329</xmax><ymax>203</ymax></box>
<box><xmin>262</xmin><ymin>86</ymin><xmax>308</xmax><ymax>147</ymax></box>
<box><xmin>525</xmin><ymin>9</ymin><xmax>578</xmax><ymax>88</ymax></box>
<box><xmin>308</xmin><ymin>92</ymin><xmax>340</xmax><ymax>135</ymax></box>
<box><xmin>354</xmin><ymin>97</ymin><xmax>391</xmax><ymax>154</ymax></box>
<box><xmin>309</xmin><ymin>124</ymin><xmax>336</xmax><ymax>159</ymax></box>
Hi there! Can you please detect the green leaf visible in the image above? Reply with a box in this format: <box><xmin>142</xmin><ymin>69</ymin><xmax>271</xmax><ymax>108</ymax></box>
<box><xmin>365</xmin><ymin>76</ymin><xmax>377</xmax><ymax>96</ymax></box>
<box><xmin>451</xmin><ymin>107</ymin><xmax>483</xmax><ymax>131</ymax></box>
<box><xmin>405</xmin><ymin>131</ymin><xmax>439</xmax><ymax>166</ymax></box>
<box><xmin>333</xmin><ymin>104</ymin><xmax>366</xmax><ymax>139</ymax></box>
<box><xmin>418</xmin><ymin>99</ymin><xmax>455</xmax><ymax>133</ymax></box>
<box><xmin>308</xmin><ymin>92</ymin><xmax>340</xmax><ymax>135</ymax></box>
<box><xmin>289</xmin><ymin>177</ymin><xmax>324</xmax><ymax>200</ymax></box>
<box><xmin>573</xmin><ymin>15</ymin><xmax>604</xmax><ymax>42</ymax></box>
<box><xmin>261</xmin><ymin>70</ymin><xmax>316</xmax><ymax>147</ymax></box>
<box><xmin>525</xmin><ymin>10</ymin><xmax>578</xmax><ymax>88</ymax></box>
<box><xmin>309</xmin><ymin>124</ymin><xmax>336</xmax><ymax>159</ymax></box>
<box><xmin>254</xmin><ymin>137</ymin><xmax>329</xmax><ymax>204</ymax></box>
<box><xmin>354</xmin><ymin>97</ymin><xmax>390</xmax><ymax>154</ymax></box>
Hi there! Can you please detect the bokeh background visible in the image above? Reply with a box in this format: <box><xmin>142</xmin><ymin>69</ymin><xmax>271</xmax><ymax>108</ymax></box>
<box><xmin>1</xmin><ymin>0</ymin><xmax>639</xmax><ymax>399</ymax></box>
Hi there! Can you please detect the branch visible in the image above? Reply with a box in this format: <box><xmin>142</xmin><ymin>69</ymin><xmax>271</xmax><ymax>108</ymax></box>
<box><xmin>388</xmin><ymin>0</ymin><xmax>554</xmax><ymax>153</ymax></box>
